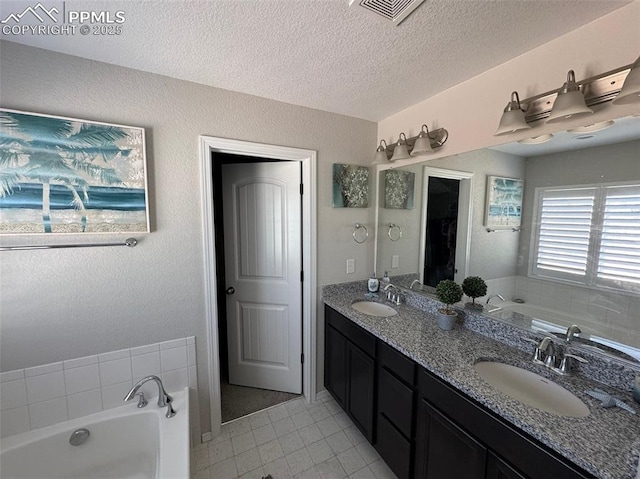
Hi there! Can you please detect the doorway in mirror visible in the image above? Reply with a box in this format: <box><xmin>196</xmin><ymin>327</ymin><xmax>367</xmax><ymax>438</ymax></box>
<box><xmin>424</xmin><ymin>177</ymin><xmax>460</xmax><ymax>287</ymax></box>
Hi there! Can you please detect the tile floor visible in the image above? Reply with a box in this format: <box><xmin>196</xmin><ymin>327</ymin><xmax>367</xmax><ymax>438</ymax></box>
<box><xmin>191</xmin><ymin>392</ymin><xmax>398</xmax><ymax>479</ymax></box>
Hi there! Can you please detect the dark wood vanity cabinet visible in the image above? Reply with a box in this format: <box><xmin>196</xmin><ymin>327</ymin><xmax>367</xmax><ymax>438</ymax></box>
<box><xmin>375</xmin><ymin>341</ymin><xmax>416</xmax><ymax>479</ymax></box>
<box><xmin>416</xmin><ymin>368</ymin><xmax>594</xmax><ymax>479</ymax></box>
<box><xmin>324</xmin><ymin>305</ymin><xmax>376</xmax><ymax>441</ymax></box>
<box><xmin>323</xmin><ymin>305</ymin><xmax>594</xmax><ymax>479</ymax></box>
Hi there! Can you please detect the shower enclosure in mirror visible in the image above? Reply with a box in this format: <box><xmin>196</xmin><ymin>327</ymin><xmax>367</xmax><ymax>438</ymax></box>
<box><xmin>373</xmin><ymin>115</ymin><xmax>640</xmax><ymax>363</ymax></box>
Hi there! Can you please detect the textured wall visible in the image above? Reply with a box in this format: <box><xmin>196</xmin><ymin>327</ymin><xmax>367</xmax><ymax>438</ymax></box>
<box><xmin>0</xmin><ymin>41</ymin><xmax>377</xmax><ymax>434</ymax></box>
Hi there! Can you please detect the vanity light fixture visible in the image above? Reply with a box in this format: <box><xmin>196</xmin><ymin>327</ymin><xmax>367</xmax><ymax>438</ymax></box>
<box><xmin>373</xmin><ymin>140</ymin><xmax>389</xmax><ymax>164</ymax></box>
<box><xmin>612</xmin><ymin>56</ymin><xmax>640</xmax><ymax>105</ymax></box>
<box><xmin>390</xmin><ymin>133</ymin><xmax>410</xmax><ymax>161</ymax></box>
<box><xmin>374</xmin><ymin>125</ymin><xmax>449</xmax><ymax>162</ymax></box>
<box><xmin>495</xmin><ymin>57</ymin><xmax>639</xmax><ymax>135</ymax></box>
<box><xmin>495</xmin><ymin>92</ymin><xmax>531</xmax><ymax>136</ymax></box>
<box><xmin>546</xmin><ymin>70</ymin><xmax>593</xmax><ymax>123</ymax></box>
<box><xmin>410</xmin><ymin>125</ymin><xmax>435</xmax><ymax>156</ymax></box>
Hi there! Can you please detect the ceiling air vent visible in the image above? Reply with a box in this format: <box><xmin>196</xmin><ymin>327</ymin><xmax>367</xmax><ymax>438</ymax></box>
<box><xmin>350</xmin><ymin>0</ymin><xmax>425</xmax><ymax>25</ymax></box>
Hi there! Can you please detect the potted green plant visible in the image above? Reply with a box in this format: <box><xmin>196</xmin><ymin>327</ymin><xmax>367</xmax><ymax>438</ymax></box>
<box><xmin>435</xmin><ymin>279</ymin><xmax>463</xmax><ymax>330</ymax></box>
<box><xmin>462</xmin><ymin>276</ymin><xmax>487</xmax><ymax>311</ymax></box>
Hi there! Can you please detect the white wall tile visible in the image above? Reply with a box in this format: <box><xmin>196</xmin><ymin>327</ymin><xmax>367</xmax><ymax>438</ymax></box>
<box><xmin>161</xmin><ymin>345</ymin><xmax>187</xmax><ymax>372</ymax></box>
<box><xmin>1</xmin><ymin>379</ymin><xmax>27</xmax><ymax>410</ymax></box>
<box><xmin>25</xmin><ymin>371</ymin><xmax>65</xmax><ymax>403</ymax></box>
<box><xmin>132</xmin><ymin>352</ymin><xmax>161</xmax><ymax>380</ymax></box>
<box><xmin>98</xmin><ymin>349</ymin><xmax>130</xmax><ymax>362</ymax></box>
<box><xmin>1</xmin><ymin>337</ymin><xmax>197</xmax><ymax>438</ymax></box>
<box><xmin>131</xmin><ymin>343</ymin><xmax>159</xmax><ymax>356</ymax></box>
<box><xmin>160</xmin><ymin>338</ymin><xmax>186</xmax><ymax>350</ymax></box>
<box><xmin>29</xmin><ymin>397</ymin><xmax>68</xmax><ymax>429</ymax></box>
<box><xmin>101</xmin><ymin>380</ymin><xmax>133</xmax><ymax>410</ymax></box>
<box><xmin>25</xmin><ymin>362</ymin><xmax>62</xmax><ymax>378</ymax></box>
<box><xmin>0</xmin><ymin>406</ymin><xmax>30</xmax><ymax>438</ymax></box>
<box><xmin>64</xmin><ymin>355</ymin><xmax>98</xmax><ymax>369</ymax></box>
<box><xmin>162</xmin><ymin>368</ymin><xmax>189</xmax><ymax>392</ymax></box>
<box><xmin>99</xmin><ymin>358</ymin><xmax>132</xmax><ymax>386</ymax></box>
<box><xmin>188</xmin><ymin>343</ymin><xmax>197</xmax><ymax>366</ymax></box>
<box><xmin>67</xmin><ymin>389</ymin><xmax>103</xmax><ymax>419</ymax></box>
<box><xmin>1</xmin><ymin>370</ymin><xmax>24</xmax><ymax>383</ymax></box>
<box><xmin>64</xmin><ymin>364</ymin><xmax>100</xmax><ymax>395</ymax></box>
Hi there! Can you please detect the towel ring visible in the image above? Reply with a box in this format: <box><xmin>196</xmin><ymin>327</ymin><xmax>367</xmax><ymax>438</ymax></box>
<box><xmin>388</xmin><ymin>224</ymin><xmax>403</xmax><ymax>241</ymax></box>
<box><xmin>353</xmin><ymin>223</ymin><xmax>368</xmax><ymax>244</ymax></box>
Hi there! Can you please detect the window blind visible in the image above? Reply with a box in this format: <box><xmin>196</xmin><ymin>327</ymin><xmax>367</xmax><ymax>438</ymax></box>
<box><xmin>597</xmin><ymin>185</ymin><xmax>640</xmax><ymax>286</ymax></box>
<box><xmin>534</xmin><ymin>189</ymin><xmax>595</xmax><ymax>278</ymax></box>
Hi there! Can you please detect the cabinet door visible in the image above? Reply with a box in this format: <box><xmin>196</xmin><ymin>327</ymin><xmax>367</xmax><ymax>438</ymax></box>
<box><xmin>325</xmin><ymin>324</ymin><xmax>347</xmax><ymax>408</ymax></box>
<box><xmin>347</xmin><ymin>342</ymin><xmax>375</xmax><ymax>441</ymax></box>
<box><xmin>415</xmin><ymin>398</ymin><xmax>486</xmax><ymax>479</ymax></box>
<box><xmin>487</xmin><ymin>453</ymin><xmax>528</xmax><ymax>479</ymax></box>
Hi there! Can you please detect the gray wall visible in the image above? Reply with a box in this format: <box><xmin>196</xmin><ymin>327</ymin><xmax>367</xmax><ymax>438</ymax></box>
<box><xmin>0</xmin><ymin>41</ymin><xmax>377</xmax><ymax>434</ymax></box>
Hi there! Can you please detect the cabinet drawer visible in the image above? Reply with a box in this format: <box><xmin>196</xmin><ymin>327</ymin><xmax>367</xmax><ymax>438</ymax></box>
<box><xmin>325</xmin><ymin>305</ymin><xmax>376</xmax><ymax>357</ymax></box>
<box><xmin>375</xmin><ymin>413</ymin><xmax>412</xmax><ymax>479</ymax></box>
<box><xmin>378</xmin><ymin>367</ymin><xmax>414</xmax><ymax>438</ymax></box>
<box><xmin>379</xmin><ymin>340</ymin><xmax>415</xmax><ymax>386</ymax></box>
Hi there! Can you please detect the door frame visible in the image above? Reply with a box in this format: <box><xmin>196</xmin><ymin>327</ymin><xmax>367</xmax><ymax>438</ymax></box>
<box><xmin>199</xmin><ymin>136</ymin><xmax>317</xmax><ymax>438</ymax></box>
<box><xmin>421</xmin><ymin>167</ymin><xmax>474</xmax><ymax>284</ymax></box>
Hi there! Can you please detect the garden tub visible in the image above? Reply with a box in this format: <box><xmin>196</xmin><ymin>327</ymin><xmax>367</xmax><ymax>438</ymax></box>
<box><xmin>0</xmin><ymin>387</ymin><xmax>189</xmax><ymax>479</ymax></box>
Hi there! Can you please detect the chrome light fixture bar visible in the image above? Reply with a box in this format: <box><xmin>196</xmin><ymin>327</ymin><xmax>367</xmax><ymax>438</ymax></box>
<box><xmin>495</xmin><ymin>57</ymin><xmax>639</xmax><ymax>135</ymax></box>
<box><xmin>374</xmin><ymin>125</ymin><xmax>448</xmax><ymax>163</ymax></box>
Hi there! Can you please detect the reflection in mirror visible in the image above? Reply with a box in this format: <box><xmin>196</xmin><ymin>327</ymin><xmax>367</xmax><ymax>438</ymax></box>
<box><xmin>374</xmin><ymin>115</ymin><xmax>640</xmax><ymax>364</ymax></box>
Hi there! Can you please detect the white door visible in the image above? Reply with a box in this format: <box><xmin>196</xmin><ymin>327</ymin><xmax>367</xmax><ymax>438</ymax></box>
<box><xmin>222</xmin><ymin>161</ymin><xmax>302</xmax><ymax>394</ymax></box>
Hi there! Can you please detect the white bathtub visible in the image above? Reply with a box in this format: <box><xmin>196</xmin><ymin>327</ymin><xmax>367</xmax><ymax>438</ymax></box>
<box><xmin>0</xmin><ymin>387</ymin><xmax>189</xmax><ymax>479</ymax></box>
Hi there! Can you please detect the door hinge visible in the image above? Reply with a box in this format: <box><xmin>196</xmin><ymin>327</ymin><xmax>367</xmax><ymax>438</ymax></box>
<box><xmin>301</xmin><ymin>353</ymin><xmax>304</xmax><ymax>364</ymax></box>
<box><xmin>300</xmin><ymin>183</ymin><xmax>304</xmax><ymax>195</ymax></box>
<box><xmin>300</xmin><ymin>270</ymin><xmax>304</xmax><ymax>282</ymax></box>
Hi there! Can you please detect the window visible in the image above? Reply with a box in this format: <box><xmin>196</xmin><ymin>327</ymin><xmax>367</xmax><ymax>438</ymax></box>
<box><xmin>531</xmin><ymin>183</ymin><xmax>640</xmax><ymax>293</ymax></box>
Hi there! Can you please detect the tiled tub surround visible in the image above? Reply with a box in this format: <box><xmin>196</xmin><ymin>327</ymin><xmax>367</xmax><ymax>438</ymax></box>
<box><xmin>0</xmin><ymin>336</ymin><xmax>200</xmax><ymax>444</ymax></box>
<box><xmin>323</xmin><ymin>282</ymin><xmax>640</xmax><ymax>479</ymax></box>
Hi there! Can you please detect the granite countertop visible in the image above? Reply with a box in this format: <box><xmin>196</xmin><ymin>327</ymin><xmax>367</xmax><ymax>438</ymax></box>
<box><xmin>323</xmin><ymin>282</ymin><xmax>640</xmax><ymax>479</ymax></box>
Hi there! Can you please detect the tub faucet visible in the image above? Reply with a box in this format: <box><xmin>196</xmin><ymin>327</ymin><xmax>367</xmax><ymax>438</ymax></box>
<box><xmin>565</xmin><ymin>324</ymin><xmax>582</xmax><ymax>343</ymax></box>
<box><xmin>409</xmin><ymin>279</ymin><xmax>423</xmax><ymax>291</ymax></box>
<box><xmin>124</xmin><ymin>375</ymin><xmax>176</xmax><ymax>418</ymax></box>
<box><xmin>485</xmin><ymin>294</ymin><xmax>505</xmax><ymax>305</ymax></box>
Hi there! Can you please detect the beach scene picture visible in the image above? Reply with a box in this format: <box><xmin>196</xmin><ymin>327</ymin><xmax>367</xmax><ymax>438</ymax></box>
<box><xmin>485</xmin><ymin>175</ymin><xmax>523</xmax><ymax>227</ymax></box>
<box><xmin>0</xmin><ymin>109</ymin><xmax>148</xmax><ymax>234</ymax></box>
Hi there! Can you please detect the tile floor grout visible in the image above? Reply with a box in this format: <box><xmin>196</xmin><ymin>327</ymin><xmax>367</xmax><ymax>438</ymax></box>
<box><xmin>191</xmin><ymin>393</ymin><xmax>398</xmax><ymax>479</ymax></box>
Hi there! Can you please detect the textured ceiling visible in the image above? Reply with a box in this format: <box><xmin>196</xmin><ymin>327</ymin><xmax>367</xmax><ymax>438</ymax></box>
<box><xmin>1</xmin><ymin>0</ymin><xmax>632</xmax><ymax>121</ymax></box>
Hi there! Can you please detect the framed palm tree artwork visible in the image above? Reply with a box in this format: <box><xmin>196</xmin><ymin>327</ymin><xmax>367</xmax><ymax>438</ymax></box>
<box><xmin>0</xmin><ymin>109</ymin><xmax>149</xmax><ymax>235</ymax></box>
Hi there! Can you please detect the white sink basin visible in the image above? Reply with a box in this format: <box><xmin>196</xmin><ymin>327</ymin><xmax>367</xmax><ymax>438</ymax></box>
<box><xmin>474</xmin><ymin>361</ymin><xmax>590</xmax><ymax>417</ymax></box>
<box><xmin>351</xmin><ymin>301</ymin><xmax>397</xmax><ymax>317</ymax></box>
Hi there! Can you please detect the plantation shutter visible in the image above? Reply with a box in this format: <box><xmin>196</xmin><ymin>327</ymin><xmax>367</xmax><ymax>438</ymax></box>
<box><xmin>596</xmin><ymin>185</ymin><xmax>640</xmax><ymax>286</ymax></box>
<box><xmin>533</xmin><ymin>188</ymin><xmax>596</xmax><ymax>281</ymax></box>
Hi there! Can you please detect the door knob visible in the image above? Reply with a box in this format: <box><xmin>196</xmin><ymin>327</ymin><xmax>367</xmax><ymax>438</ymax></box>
<box><xmin>226</xmin><ymin>287</ymin><xmax>235</xmax><ymax>295</ymax></box>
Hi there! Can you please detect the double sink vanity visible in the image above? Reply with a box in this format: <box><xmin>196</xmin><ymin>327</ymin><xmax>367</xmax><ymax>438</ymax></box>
<box><xmin>322</xmin><ymin>281</ymin><xmax>640</xmax><ymax>479</ymax></box>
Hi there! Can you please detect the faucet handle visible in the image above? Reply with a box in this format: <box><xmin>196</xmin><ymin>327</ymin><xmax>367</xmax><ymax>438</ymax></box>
<box><xmin>554</xmin><ymin>353</ymin><xmax>588</xmax><ymax>376</ymax></box>
<box><xmin>521</xmin><ymin>337</ymin><xmax>545</xmax><ymax>365</ymax></box>
<box><xmin>136</xmin><ymin>393</ymin><xmax>148</xmax><ymax>408</ymax></box>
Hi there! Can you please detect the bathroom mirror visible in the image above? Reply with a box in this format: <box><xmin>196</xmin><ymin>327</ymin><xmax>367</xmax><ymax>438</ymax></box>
<box><xmin>374</xmin><ymin>115</ymin><xmax>640</xmax><ymax>363</ymax></box>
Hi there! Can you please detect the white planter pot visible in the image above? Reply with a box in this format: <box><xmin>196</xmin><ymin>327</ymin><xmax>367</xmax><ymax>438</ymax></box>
<box><xmin>436</xmin><ymin>310</ymin><xmax>458</xmax><ymax>330</ymax></box>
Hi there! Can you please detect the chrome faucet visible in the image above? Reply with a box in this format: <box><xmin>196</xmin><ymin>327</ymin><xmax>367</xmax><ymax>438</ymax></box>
<box><xmin>485</xmin><ymin>294</ymin><xmax>505</xmax><ymax>305</ymax></box>
<box><xmin>409</xmin><ymin>279</ymin><xmax>423</xmax><ymax>291</ymax></box>
<box><xmin>124</xmin><ymin>375</ymin><xmax>176</xmax><ymax>418</ymax></box>
<box><xmin>565</xmin><ymin>324</ymin><xmax>582</xmax><ymax>343</ymax></box>
<box><xmin>383</xmin><ymin>283</ymin><xmax>401</xmax><ymax>305</ymax></box>
<box><xmin>537</xmin><ymin>337</ymin><xmax>557</xmax><ymax>368</ymax></box>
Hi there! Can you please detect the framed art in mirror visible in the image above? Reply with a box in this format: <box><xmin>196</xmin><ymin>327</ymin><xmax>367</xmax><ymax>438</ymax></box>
<box><xmin>484</xmin><ymin>175</ymin><xmax>523</xmax><ymax>228</ymax></box>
